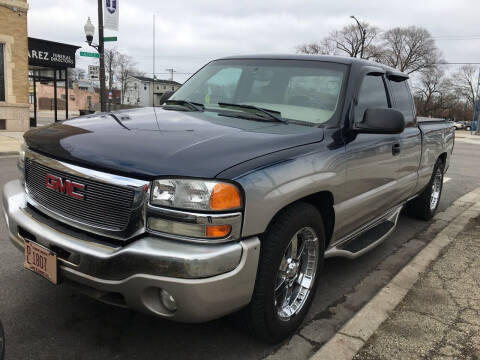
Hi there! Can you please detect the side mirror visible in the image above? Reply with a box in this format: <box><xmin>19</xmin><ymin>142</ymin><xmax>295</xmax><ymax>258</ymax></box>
<box><xmin>355</xmin><ymin>108</ymin><xmax>405</xmax><ymax>134</ymax></box>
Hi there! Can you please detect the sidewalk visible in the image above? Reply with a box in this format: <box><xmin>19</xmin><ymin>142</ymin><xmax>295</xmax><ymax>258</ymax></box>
<box><xmin>354</xmin><ymin>216</ymin><xmax>480</xmax><ymax>359</ymax></box>
<box><xmin>0</xmin><ymin>132</ymin><xmax>24</xmax><ymax>155</ymax></box>
<box><xmin>455</xmin><ymin>130</ymin><xmax>480</xmax><ymax>145</ymax></box>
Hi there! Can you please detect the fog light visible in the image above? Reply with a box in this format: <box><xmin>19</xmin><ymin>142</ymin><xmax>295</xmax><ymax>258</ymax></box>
<box><xmin>160</xmin><ymin>289</ymin><xmax>177</xmax><ymax>312</ymax></box>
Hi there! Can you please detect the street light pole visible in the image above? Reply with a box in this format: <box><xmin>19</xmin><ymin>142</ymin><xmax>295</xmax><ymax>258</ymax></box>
<box><xmin>97</xmin><ymin>0</ymin><xmax>106</xmax><ymax>112</ymax></box>
<box><xmin>350</xmin><ymin>15</ymin><xmax>366</xmax><ymax>59</ymax></box>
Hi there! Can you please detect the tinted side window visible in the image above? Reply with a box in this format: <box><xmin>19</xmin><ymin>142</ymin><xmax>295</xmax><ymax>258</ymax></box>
<box><xmin>389</xmin><ymin>80</ymin><xmax>414</xmax><ymax>124</ymax></box>
<box><xmin>355</xmin><ymin>75</ymin><xmax>389</xmax><ymax>122</ymax></box>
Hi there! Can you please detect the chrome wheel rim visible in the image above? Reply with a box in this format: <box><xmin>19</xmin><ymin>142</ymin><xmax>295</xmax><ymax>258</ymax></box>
<box><xmin>275</xmin><ymin>227</ymin><xmax>319</xmax><ymax>321</ymax></box>
<box><xmin>430</xmin><ymin>168</ymin><xmax>443</xmax><ymax>211</ymax></box>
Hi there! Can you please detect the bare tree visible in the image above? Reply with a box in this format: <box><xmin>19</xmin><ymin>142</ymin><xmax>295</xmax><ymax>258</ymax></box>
<box><xmin>413</xmin><ymin>67</ymin><xmax>447</xmax><ymax>115</ymax></box>
<box><xmin>381</xmin><ymin>26</ymin><xmax>442</xmax><ymax>74</ymax></box>
<box><xmin>104</xmin><ymin>47</ymin><xmax>120</xmax><ymax>94</ymax></box>
<box><xmin>297</xmin><ymin>22</ymin><xmax>382</xmax><ymax>59</ymax></box>
<box><xmin>67</xmin><ymin>68</ymin><xmax>86</xmax><ymax>87</ymax></box>
<box><xmin>116</xmin><ymin>53</ymin><xmax>138</xmax><ymax>104</ymax></box>
<box><xmin>451</xmin><ymin>65</ymin><xmax>478</xmax><ymax>106</ymax></box>
<box><xmin>296</xmin><ymin>38</ymin><xmax>337</xmax><ymax>55</ymax></box>
<box><xmin>331</xmin><ymin>23</ymin><xmax>381</xmax><ymax>59</ymax></box>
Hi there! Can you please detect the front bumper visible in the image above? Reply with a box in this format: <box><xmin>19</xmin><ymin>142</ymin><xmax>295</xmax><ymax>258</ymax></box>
<box><xmin>2</xmin><ymin>180</ymin><xmax>260</xmax><ymax>322</ymax></box>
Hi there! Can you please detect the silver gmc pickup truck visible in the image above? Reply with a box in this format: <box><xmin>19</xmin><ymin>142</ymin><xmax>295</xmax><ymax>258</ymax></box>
<box><xmin>2</xmin><ymin>55</ymin><xmax>454</xmax><ymax>342</ymax></box>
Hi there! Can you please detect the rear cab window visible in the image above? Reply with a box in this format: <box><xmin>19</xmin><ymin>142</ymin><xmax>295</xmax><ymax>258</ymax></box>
<box><xmin>388</xmin><ymin>80</ymin><xmax>415</xmax><ymax>125</ymax></box>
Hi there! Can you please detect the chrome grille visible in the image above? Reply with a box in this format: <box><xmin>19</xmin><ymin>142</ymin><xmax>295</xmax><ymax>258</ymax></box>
<box><xmin>25</xmin><ymin>159</ymin><xmax>135</xmax><ymax>231</ymax></box>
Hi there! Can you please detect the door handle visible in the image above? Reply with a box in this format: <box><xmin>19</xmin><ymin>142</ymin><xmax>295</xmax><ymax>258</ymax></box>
<box><xmin>392</xmin><ymin>143</ymin><xmax>401</xmax><ymax>156</ymax></box>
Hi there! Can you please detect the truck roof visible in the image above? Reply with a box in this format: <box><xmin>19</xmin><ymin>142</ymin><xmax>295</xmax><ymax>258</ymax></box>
<box><xmin>217</xmin><ymin>54</ymin><xmax>407</xmax><ymax>77</ymax></box>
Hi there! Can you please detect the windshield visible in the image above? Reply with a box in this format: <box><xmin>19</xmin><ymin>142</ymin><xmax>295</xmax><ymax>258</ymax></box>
<box><xmin>170</xmin><ymin>59</ymin><xmax>347</xmax><ymax>126</ymax></box>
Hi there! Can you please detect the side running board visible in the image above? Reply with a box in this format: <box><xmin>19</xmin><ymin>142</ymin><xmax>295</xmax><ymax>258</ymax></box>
<box><xmin>325</xmin><ymin>205</ymin><xmax>402</xmax><ymax>259</ymax></box>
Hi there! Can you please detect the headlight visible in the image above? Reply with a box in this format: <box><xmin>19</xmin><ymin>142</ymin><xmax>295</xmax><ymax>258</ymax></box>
<box><xmin>151</xmin><ymin>179</ymin><xmax>241</xmax><ymax>211</ymax></box>
<box><xmin>148</xmin><ymin>179</ymin><xmax>243</xmax><ymax>242</ymax></box>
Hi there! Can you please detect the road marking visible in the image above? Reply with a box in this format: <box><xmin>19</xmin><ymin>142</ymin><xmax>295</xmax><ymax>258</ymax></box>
<box><xmin>444</xmin><ymin>177</ymin><xmax>451</xmax><ymax>183</ymax></box>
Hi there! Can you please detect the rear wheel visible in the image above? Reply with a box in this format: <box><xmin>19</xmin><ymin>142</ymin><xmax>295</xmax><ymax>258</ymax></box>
<box><xmin>406</xmin><ymin>160</ymin><xmax>444</xmax><ymax>220</ymax></box>
<box><xmin>245</xmin><ymin>202</ymin><xmax>325</xmax><ymax>343</ymax></box>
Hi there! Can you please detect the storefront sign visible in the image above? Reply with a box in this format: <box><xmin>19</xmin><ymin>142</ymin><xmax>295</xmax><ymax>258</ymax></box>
<box><xmin>28</xmin><ymin>38</ymin><xmax>80</xmax><ymax>69</ymax></box>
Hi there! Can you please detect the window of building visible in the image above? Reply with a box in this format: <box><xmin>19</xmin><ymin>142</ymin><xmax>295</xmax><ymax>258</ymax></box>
<box><xmin>389</xmin><ymin>79</ymin><xmax>415</xmax><ymax>124</ymax></box>
<box><xmin>29</xmin><ymin>93</ymin><xmax>34</xmax><ymax>104</ymax></box>
<box><xmin>61</xmin><ymin>94</ymin><xmax>66</xmax><ymax>100</ymax></box>
<box><xmin>355</xmin><ymin>74</ymin><xmax>389</xmax><ymax>122</ymax></box>
<box><xmin>172</xmin><ymin>86</ymin><xmax>175</xmax><ymax>91</ymax></box>
<box><xmin>0</xmin><ymin>119</ymin><xmax>6</xmax><ymax>130</ymax></box>
<box><xmin>0</xmin><ymin>44</ymin><xmax>5</xmax><ymax>102</ymax></box>
<box><xmin>163</xmin><ymin>85</ymin><xmax>166</xmax><ymax>90</ymax></box>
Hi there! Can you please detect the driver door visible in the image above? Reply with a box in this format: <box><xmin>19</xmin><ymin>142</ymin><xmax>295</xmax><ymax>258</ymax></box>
<box><xmin>336</xmin><ymin>72</ymin><xmax>402</xmax><ymax>239</ymax></box>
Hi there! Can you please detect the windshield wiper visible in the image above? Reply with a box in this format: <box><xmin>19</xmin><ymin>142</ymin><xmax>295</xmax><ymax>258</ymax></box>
<box><xmin>218</xmin><ymin>103</ymin><xmax>288</xmax><ymax>124</ymax></box>
<box><xmin>164</xmin><ymin>99</ymin><xmax>205</xmax><ymax>111</ymax></box>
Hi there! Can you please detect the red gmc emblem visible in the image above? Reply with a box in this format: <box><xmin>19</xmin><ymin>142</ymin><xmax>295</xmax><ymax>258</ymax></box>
<box><xmin>45</xmin><ymin>174</ymin><xmax>85</xmax><ymax>200</ymax></box>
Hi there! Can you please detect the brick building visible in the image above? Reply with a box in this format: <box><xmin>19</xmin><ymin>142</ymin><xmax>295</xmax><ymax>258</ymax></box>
<box><xmin>0</xmin><ymin>0</ymin><xmax>29</xmax><ymax>131</ymax></box>
<box><xmin>31</xmin><ymin>81</ymin><xmax>100</xmax><ymax>114</ymax></box>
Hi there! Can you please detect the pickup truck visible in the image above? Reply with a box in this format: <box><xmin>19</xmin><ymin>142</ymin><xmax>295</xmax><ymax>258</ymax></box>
<box><xmin>2</xmin><ymin>55</ymin><xmax>454</xmax><ymax>343</ymax></box>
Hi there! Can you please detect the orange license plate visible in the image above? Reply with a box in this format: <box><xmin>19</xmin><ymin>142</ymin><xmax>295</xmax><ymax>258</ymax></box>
<box><xmin>24</xmin><ymin>240</ymin><xmax>58</xmax><ymax>284</ymax></box>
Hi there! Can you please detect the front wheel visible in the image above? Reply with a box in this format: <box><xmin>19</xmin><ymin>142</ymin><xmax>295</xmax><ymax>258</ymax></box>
<box><xmin>245</xmin><ymin>202</ymin><xmax>325</xmax><ymax>343</ymax></box>
<box><xmin>406</xmin><ymin>160</ymin><xmax>444</xmax><ymax>220</ymax></box>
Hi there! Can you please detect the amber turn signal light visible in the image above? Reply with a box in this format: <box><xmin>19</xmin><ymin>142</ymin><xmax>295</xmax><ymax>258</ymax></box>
<box><xmin>210</xmin><ymin>183</ymin><xmax>241</xmax><ymax>210</ymax></box>
<box><xmin>206</xmin><ymin>224</ymin><xmax>232</xmax><ymax>238</ymax></box>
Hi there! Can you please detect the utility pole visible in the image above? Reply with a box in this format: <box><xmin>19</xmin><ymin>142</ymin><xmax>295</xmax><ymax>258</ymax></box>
<box><xmin>350</xmin><ymin>15</ymin><xmax>366</xmax><ymax>59</ymax></box>
<box><xmin>152</xmin><ymin>14</ymin><xmax>156</xmax><ymax>107</ymax></box>
<box><xmin>165</xmin><ymin>68</ymin><xmax>176</xmax><ymax>81</ymax></box>
<box><xmin>98</xmin><ymin>0</ymin><xmax>107</xmax><ymax>112</ymax></box>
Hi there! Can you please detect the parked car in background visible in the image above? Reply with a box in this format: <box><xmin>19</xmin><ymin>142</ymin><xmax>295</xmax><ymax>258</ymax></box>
<box><xmin>3</xmin><ymin>55</ymin><xmax>455</xmax><ymax>343</ymax></box>
<box><xmin>453</xmin><ymin>121</ymin><xmax>465</xmax><ymax>130</ymax></box>
<box><xmin>460</xmin><ymin>121</ymin><xmax>472</xmax><ymax>131</ymax></box>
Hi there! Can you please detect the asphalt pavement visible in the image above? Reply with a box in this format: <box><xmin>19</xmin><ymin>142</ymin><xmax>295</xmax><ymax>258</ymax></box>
<box><xmin>0</xmin><ymin>141</ymin><xmax>479</xmax><ymax>360</ymax></box>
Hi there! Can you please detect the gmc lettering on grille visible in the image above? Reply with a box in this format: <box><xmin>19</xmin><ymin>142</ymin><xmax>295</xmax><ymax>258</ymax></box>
<box><xmin>45</xmin><ymin>174</ymin><xmax>85</xmax><ymax>200</ymax></box>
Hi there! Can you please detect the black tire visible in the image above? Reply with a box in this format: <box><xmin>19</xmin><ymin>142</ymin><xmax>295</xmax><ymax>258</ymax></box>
<box><xmin>406</xmin><ymin>160</ymin><xmax>444</xmax><ymax>220</ymax></box>
<box><xmin>245</xmin><ymin>202</ymin><xmax>325</xmax><ymax>343</ymax></box>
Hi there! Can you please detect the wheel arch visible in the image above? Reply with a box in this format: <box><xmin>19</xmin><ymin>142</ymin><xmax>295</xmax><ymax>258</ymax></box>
<box><xmin>263</xmin><ymin>191</ymin><xmax>335</xmax><ymax>247</ymax></box>
<box><xmin>438</xmin><ymin>152</ymin><xmax>448</xmax><ymax>171</ymax></box>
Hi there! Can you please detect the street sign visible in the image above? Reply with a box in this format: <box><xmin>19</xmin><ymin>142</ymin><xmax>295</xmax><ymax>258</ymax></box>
<box><xmin>108</xmin><ymin>91</ymin><xmax>113</xmax><ymax>100</ymax></box>
<box><xmin>104</xmin><ymin>37</ymin><xmax>118</xmax><ymax>42</ymax></box>
<box><xmin>88</xmin><ymin>65</ymin><xmax>100</xmax><ymax>81</ymax></box>
<box><xmin>80</xmin><ymin>51</ymin><xmax>99</xmax><ymax>58</ymax></box>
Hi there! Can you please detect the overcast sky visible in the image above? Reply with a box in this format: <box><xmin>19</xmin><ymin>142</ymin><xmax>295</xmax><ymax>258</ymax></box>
<box><xmin>28</xmin><ymin>0</ymin><xmax>480</xmax><ymax>83</ymax></box>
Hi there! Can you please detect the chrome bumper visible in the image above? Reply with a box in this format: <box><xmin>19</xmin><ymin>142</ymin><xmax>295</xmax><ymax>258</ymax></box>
<box><xmin>2</xmin><ymin>180</ymin><xmax>261</xmax><ymax>322</ymax></box>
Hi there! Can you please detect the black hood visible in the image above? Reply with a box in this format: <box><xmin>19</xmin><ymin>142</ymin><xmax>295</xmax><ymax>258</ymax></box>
<box><xmin>24</xmin><ymin>107</ymin><xmax>324</xmax><ymax>179</ymax></box>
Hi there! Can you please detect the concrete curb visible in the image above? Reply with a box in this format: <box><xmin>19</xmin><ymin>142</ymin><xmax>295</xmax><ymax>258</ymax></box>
<box><xmin>310</xmin><ymin>187</ymin><xmax>480</xmax><ymax>360</ymax></box>
<box><xmin>0</xmin><ymin>151</ymin><xmax>19</xmax><ymax>156</ymax></box>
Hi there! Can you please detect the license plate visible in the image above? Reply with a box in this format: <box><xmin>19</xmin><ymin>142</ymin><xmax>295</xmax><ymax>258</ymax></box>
<box><xmin>24</xmin><ymin>240</ymin><xmax>58</xmax><ymax>284</ymax></box>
